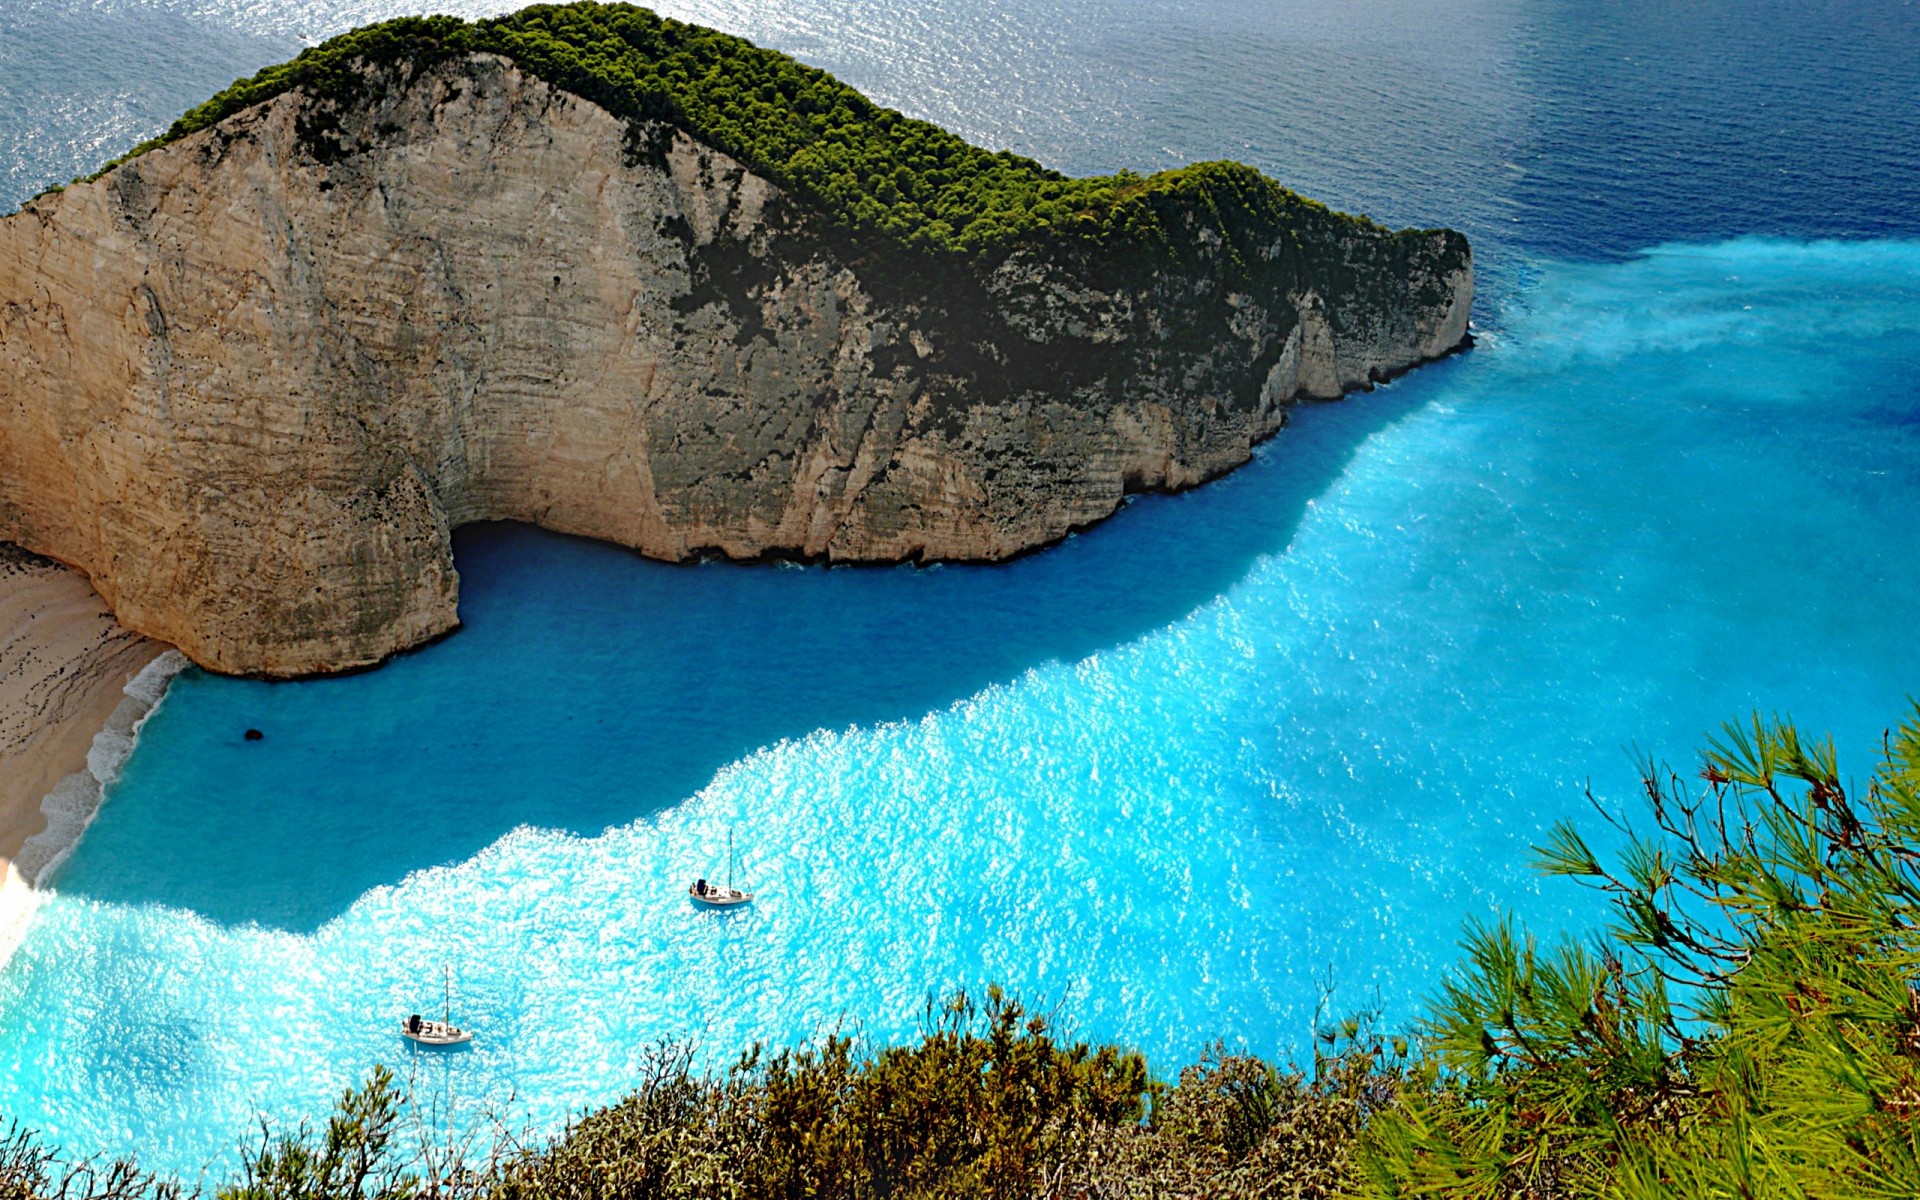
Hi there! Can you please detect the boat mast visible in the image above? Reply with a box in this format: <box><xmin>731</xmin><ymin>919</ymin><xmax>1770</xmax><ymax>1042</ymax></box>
<box><xmin>443</xmin><ymin>963</ymin><xmax>451</xmax><ymax>1024</ymax></box>
<box><xmin>727</xmin><ymin>827</ymin><xmax>734</xmax><ymax>889</ymax></box>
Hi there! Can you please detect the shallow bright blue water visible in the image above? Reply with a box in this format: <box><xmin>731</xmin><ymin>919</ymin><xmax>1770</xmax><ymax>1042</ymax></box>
<box><xmin>3</xmin><ymin>0</ymin><xmax>1920</xmax><ymax>1174</ymax></box>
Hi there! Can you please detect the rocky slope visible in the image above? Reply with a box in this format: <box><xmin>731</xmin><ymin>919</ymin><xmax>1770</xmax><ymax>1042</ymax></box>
<box><xmin>0</xmin><ymin>53</ymin><xmax>1470</xmax><ymax>676</ymax></box>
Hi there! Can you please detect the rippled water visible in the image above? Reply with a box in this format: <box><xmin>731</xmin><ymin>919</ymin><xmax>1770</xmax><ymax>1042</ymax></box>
<box><xmin>3</xmin><ymin>0</ymin><xmax>1919</xmax><ymax>1174</ymax></box>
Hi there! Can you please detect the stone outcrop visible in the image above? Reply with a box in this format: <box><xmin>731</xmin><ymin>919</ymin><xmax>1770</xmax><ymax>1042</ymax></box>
<box><xmin>0</xmin><ymin>54</ymin><xmax>1470</xmax><ymax>676</ymax></box>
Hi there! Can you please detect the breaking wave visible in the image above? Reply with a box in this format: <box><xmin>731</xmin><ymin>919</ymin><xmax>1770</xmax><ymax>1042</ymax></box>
<box><xmin>15</xmin><ymin>650</ymin><xmax>190</xmax><ymax>886</ymax></box>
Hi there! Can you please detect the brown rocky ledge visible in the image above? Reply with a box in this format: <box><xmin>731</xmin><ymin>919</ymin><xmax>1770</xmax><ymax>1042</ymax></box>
<box><xmin>0</xmin><ymin>54</ymin><xmax>1470</xmax><ymax>677</ymax></box>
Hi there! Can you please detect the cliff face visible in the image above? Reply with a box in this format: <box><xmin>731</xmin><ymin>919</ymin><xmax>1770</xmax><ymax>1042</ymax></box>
<box><xmin>0</xmin><ymin>55</ymin><xmax>1470</xmax><ymax>676</ymax></box>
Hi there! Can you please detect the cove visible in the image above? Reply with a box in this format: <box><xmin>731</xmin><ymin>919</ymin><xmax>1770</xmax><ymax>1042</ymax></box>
<box><xmin>4</xmin><ymin>237</ymin><xmax>1920</xmax><ymax>1172</ymax></box>
<box><xmin>53</xmin><ymin>380</ymin><xmax>1435</xmax><ymax>934</ymax></box>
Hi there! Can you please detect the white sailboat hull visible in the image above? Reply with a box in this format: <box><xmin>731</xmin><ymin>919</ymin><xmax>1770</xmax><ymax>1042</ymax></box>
<box><xmin>691</xmin><ymin>828</ymin><xmax>752</xmax><ymax>907</ymax></box>
<box><xmin>401</xmin><ymin>1018</ymin><xmax>471</xmax><ymax>1045</ymax></box>
<box><xmin>689</xmin><ymin>884</ymin><xmax>752</xmax><ymax>908</ymax></box>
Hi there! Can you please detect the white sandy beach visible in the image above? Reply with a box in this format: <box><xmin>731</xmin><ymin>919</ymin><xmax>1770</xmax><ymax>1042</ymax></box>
<box><xmin>0</xmin><ymin>544</ymin><xmax>167</xmax><ymax>894</ymax></box>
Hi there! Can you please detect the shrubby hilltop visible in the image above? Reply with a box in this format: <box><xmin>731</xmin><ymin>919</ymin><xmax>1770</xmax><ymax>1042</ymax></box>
<box><xmin>0</xmin><ymin>3</ymin><xmax>1470</xmax><ymax>675</ymax></box>
<box><xmin>111</xmin><ymin>5</ymin><xmax>1401</xmax><ymax>257</ymax></box>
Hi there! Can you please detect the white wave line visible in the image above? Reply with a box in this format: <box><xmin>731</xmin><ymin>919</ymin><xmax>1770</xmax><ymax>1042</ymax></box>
<box><xmin>0</xmin><ymin>649</ymin><xmax>191</xmax><ymax>969</ymax></box>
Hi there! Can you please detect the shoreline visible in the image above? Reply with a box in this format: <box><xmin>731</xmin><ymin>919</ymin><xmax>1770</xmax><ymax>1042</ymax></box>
<box><xmin>0</xmin><ymin>543</ymin><xmax>184</xmax><ymax>962</ymax></box>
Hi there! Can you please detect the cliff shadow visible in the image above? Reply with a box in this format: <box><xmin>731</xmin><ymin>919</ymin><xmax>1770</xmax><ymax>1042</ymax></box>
<box><xmin>52</xmin><ymin>358</ymin><xmax>1466</xmax><ymax>933</ymax></box>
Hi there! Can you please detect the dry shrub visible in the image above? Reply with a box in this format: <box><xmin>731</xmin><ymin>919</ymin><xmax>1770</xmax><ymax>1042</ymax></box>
<box><xmin>1050</xmin><ymin>1041</ymin><xmax>1401</xmax><ymax>1200</ymax></box>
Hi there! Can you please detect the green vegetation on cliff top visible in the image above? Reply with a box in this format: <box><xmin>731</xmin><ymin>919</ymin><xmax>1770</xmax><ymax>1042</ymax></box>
<box><xmin>104</xmin><ymin>1</ymin><xmax>1397</xmax><ymax>257</ymax></box>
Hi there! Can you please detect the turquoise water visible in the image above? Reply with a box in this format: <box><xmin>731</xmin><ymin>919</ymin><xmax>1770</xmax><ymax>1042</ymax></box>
<box><xmin>4</xmin><ymin>0</ymin><xmax>1920</xmax><ymax>1175</ymax></box>
<box><xmin>7</xmin><ymin>237</ymin><xmax>1920</xmax><ymax>1168</ymax></box>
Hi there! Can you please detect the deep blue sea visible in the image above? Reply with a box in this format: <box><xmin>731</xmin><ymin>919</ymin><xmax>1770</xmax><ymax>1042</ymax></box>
<box><xmin>3</xmin><ymin>0</ymin><xmax>1919</xmax><ymax>1173</ymax></box>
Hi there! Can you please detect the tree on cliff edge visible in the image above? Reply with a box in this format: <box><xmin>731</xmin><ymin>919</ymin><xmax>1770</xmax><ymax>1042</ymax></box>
<box><xmin>1354</xmin><ymin>708</ymin><xmax>1920</xmax><ymax>1199</ymax></box>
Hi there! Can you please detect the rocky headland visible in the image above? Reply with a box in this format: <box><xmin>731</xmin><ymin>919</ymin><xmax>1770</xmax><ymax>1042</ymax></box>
<box><xmin>0</xmin><ymin>5</ymin><xmax>1471</xmax><ymax>677</ymax></box>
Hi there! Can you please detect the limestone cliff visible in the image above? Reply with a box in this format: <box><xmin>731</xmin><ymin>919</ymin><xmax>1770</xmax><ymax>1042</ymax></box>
<box><xmin>0</xmin><ymin>53</ymin><xmax>1470</xmax><ymax>676</ymax></box>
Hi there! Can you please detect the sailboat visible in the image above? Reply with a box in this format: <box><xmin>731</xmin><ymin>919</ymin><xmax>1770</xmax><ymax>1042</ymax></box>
<box><xmin>689</xmin><ymin>827</ymin><xmax>753</xmax><ymax>908</ymax></box>
<box><xmin>401</xmin><ymin>964</ymin><xmax>473</xmax><ymax>1045</ymax></box>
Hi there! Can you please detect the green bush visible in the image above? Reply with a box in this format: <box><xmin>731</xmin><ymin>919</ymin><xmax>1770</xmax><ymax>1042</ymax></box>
<box><xmin>491</xmin><ymin>989</ymin><xmax>1153</xmax><ymax>1199</ymax></box>
<box><xmin>1355</xmin><ymin>709</ymin><xmax>1920</xmax><ymax>1199</ymax></box>
<box><xmin>94</xmin><ymin>2</ymin><xmax>1375</xmax><ymax>258</ymax></box>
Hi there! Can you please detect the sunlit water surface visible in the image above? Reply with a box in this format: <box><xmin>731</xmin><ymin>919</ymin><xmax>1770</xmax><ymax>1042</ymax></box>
<box><xmin>2</xmin><ymin>0</ymin><xmax>1918</xmax><ymax>1174</ymax></box>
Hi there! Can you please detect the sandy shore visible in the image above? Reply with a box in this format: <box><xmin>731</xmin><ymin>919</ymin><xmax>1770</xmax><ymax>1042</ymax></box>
<box><xmin>0</xmin><ymin>543</ymin><xmax>167</xmax><ymax>882</ymax></box>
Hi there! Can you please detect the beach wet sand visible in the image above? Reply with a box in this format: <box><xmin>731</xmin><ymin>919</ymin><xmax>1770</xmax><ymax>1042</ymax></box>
<box><xmin>0</xmin><ymin>543</ymin><xmax>169</xmax><ymax>951</ymax></box>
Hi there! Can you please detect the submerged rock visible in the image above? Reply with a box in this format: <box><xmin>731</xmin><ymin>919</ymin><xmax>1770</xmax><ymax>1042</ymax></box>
<box><xmin>0</xmin><ymin>22</ymin><xmax>1470</xmax><ymax>677</ymax></box>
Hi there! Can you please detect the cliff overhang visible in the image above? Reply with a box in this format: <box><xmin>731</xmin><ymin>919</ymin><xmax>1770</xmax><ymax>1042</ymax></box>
<box><xmin>0</xmin><ymin>4</ymin><xmax>1472</xmax><ymax>676</ymax></box>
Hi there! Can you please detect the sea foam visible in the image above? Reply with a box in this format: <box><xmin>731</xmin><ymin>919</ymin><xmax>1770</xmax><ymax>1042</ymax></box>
<box><xmin>12</xmin><ymin>650</ymin><xmax>189</xmax><ymax>888</ymax></box>
<box><xmin>0</xmin><ymin>650</ymin><xmax>189</xmax><ymax>970</ymax></box>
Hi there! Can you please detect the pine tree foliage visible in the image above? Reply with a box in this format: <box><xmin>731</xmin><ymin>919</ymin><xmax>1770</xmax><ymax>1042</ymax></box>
<box><xmin>1354</xmin><ymin>709</ymin><xmax>1920</xmax><ymax>1198</ymax></box>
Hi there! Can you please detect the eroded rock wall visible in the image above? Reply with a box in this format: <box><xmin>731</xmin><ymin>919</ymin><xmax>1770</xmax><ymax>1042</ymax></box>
<box><xmin>0</xmin><ymin>55</ymin><xmax>1470</xmax><ymax>675</ymax></box>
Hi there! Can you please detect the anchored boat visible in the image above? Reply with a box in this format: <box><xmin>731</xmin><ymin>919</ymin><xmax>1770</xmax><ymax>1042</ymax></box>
<box><xmin>401</xmin><ymin>964</ymin><xmax>472</xmax><ymax>1046</ymax></box>
<box><xmin>690</xmin><ymin>828</ymin><xmax>753</xmax><ymax>908</ymax></box>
